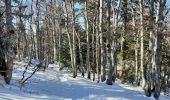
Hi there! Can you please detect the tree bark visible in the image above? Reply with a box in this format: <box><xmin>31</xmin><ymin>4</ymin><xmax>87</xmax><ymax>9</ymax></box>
<box><xmin>131</xmin><ymin>5</ymin><xmax>139</xmax><ymax>85</ymax></box>
<box><xmin>144</xmin><ymin>0</ymin><xmax>154</xmax><ymax>97</ymax></box>
<box><xmin>71</xmin><ymin>0</ymin><xmax>77</xmax><ymax>78</ymax></box>
<box><xmin>96</xmin><ymin>0</ymin><xmax>100</xmax><ymax>83</ymax></box>
<box><xmin>75</xmin><ymin>30</ymin><xmax>84</xmax><ymax>77</ymax></box>
<box><xmin>154</xmin><ymin>0</ymin><xmax>165</xmax><ymax>99</ymax></box>
<box><xmin>65</xmin><ymin>0</ymin><xmax>74</xmax><ymax>78</ymax></box>
<box><xmin>92</xmin><ymin>15</ymin><xmax>96</xmax><ymax>81</ymax></box>
<box><xmin>4</xmin><ymin>0</ymin><xmax>14</xmax><ymax>84</ymax></box>
<box><xmin>99</xmin><ymin>0</ymin><xmax>106</xmax><ymax>82</ymax></box>
<box><xmin>85</xmin><ymin>0</ymin><xmax>90</xmax><ymax>79</ymax></box>
<box><xmin>139</xmin><ymin>0</ymin><xmax>146</xmax><ymax>89</ymax></box>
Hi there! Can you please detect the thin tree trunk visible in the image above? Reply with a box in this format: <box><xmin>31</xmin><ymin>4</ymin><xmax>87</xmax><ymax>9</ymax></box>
<box><xmin>17</xmin><ymin>15</ymin><xmax>21</xmax><ymax>61</ymax></box>
<box><xmin>71</xmin><ymin>0</ymin><xmax>77</xmax><ymax>78</ymax></box>
<box><xmin>65</xmin><ymin>0</ymin><xmax>74</xmax><ymax>77</ymax></box>
<box><xmin>135</xmin><ymin>38</ymin><xmax>139</xmax><ymax>85</ymax></box>
<box><xmin>85</xmin><ymin>0</ymin><xmax>90</xmax><ymax>79</ymax></box>
<box><xmin>20</xmin><ymin>18</ymin><xmax>27</xmax><ymax>58</ymax></box>
<box><xmin>75</xmin><ymin>30</ymin><xmax>84</xmax><ymax>77</ymax></box>
<box><xmin>106</xmin><ymin>0</ymin><xmax>113</xmax><ymax>85</ymax></box>
<box><xmin>139</xmin><ymin>0</ymin><xmax>146</xmax><ymax>89</ymax></box>
<box><xmin>53</xmin><ymin>19</ymin><xmax>57</xmax><ymax>62</ymax></box>
<box><xmin>144</xmin><ymin>0</ymin><xmax>154</xmax><ymax>97</ymax></box>
<box><xmin>35</xmin><ymin>0</ymin><xmax>40</xmax><ymax>60</ymax></box>
<box><xmin>96</xmin><ymin>0</ymin><xmax>100</xmax><ymax>83</ymax></box>
<box><xmin>131</xmin><ymin>5</ymin><xmax>139</xmax><ymax>85</ymax></box>
<box><xmin>99</xmin><ymin>0</ymin><xmax>106</xmax><ymax>82</ymax></box>
<box><xmin>4</xmin><ymin>0</ymin><xmax>14</xmax><ymax>84</ymax></box>
<box><xmin>58</xmin><ymin>22</ymin><xmax>61</xmax><ymax>63</ymax></box>
<box><xmin>92</xmin><ymin>15</ymin><xmax>96</xmax><ymax>81</ymax></box>
<box><xmin>154</xmin><ymin>0</ymin><xmax>165</xmax><ymax>99</ymax></box>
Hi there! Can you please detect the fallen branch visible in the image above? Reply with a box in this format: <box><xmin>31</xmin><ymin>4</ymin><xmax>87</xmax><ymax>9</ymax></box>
<box><xmin>20</xmin><ymin>58</ymin><xmax>41</xmax><ymax>87</ymax></box>
<box><xmin>22</xmin><ymin>67</ymin><xmax>40</xmax><ymax>83</ymax></box>
<box><xmin>21</xmin><ymin>61</ymin><xmax>31</xmax><ymax>81</ymax></box>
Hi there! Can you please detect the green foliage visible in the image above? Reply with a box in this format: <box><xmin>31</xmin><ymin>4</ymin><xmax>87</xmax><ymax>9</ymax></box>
<box><xmin>118</xmin><ymin>52</ymin><xmax>123</xmax><ymax>60</ymax></box>
<box><xmin>59</xmin><ymin>61</ymin><xmax>70</xmax><ymax>71</ymax></box>
<box><xmin>56</xmin><ymin>33</ymin><xmax>72</xmax><ymax>71</ymax></box>
<box><xmin>120</xmin><ymin>61</ymin><xmax>135</xmax><ymax>84</ymax></box>
<box><xmin>60</xmin><ymin>18</ymin><xmax>65</xmax><ymax>27</ymax></box>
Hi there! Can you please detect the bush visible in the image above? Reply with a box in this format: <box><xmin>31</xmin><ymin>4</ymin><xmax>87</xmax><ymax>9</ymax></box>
<box><xmin>120</xmin><ymin>61</ymin><xmax>135</xmax><ymax>84</ymax></box>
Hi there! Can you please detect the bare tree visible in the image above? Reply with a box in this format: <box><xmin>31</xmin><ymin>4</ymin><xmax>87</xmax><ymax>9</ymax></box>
<box><xmin>4</xmin><ymin>0</ymin><xmax>15</xmax><ymax>84</ymax></box>
<box><xmin>139</xmin><ymin>0</ymin><xmax>146</xmax><ymax>88</ymax></box>
<box><xmin>85</xmin><ymin>0</ymin><xmax>90</xmax><ymax>79</ymax></box>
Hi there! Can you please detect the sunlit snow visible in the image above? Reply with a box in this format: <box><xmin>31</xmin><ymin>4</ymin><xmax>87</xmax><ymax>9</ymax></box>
<box><xmin>0</xmin><ymin>62</ymin><xmax>169</xmax><ymax>100</ymax></box>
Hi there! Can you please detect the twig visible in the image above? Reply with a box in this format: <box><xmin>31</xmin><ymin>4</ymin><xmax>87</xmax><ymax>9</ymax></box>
<box><xmin>22</xmin><ymin>67</ymin><xmax>40</xmax><ymax>83</ymax></box>
<box><xmin>21</xmin><ymin>60</ymin><xmax>31</xmax><ymax>80</ymax></box>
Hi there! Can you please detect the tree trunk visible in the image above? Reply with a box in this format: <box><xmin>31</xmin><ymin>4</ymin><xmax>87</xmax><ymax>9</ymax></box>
<box><xmin>96</xmin><ymin>0</ymin><xmax>100</xmax><ymax>83</ymax></box>
<box><xmin>17</xmin><ymin>18</ymin><xmax>21</xmax><ymax>61</ymax></box>
<box><xmin>92</xmin><ymin>15</ymin><xmax>96</xmax><ymax>81</ymax></box>
<box><xmin>4</xmin><ymin>0</ymin><xmax>14</xmax><ymax>84</ymax></box>
<box><xmin>65</xmin><ymin>0</ymin><xmax>74</xmax><ymax>78</ymax></box>
<box><xmin>35</xmin><ymin>0</ymin><xmax>41</xmax><ymax>60</ymax></box>
<box><xmin>75</xmin><ymin>30</ymin><xmax>84</xmax><ymax>77</ymax></box>
<box><xmin>139</xmin><ymin>0</ymin><xmax>146</xmax><ymax>89</ymax></box>
<box><xmin>154</xmin><ymin>0</ymin><xmax>165</xmax><ymax>99</ymax></box>
<box><xmin>135</xmin><ymin>38</ymin><xmax>139</xmax><ymax>85</ymax></box>
<box><xmin>131</xmin><ymin>5</ymin><xmax>139</xmax><ymax>85</ymax></box>
<box><xmin>58</xmin><ymin>22</ymin><xmax>61</xmax><ymax>63</ymax></box>
<box><xmin>85</xmin><ymin>0</ymin><xmax>90</xmax><ymax>79</ymax></box>
<box><xmin>71</xmin><ymin>0</ymin><xmax>77</xmax><ymax>78</ymax></box>
<box><xmin>106</xmin><ymin>0</ymin><xmax>113</xmax><ymax>85</ymax></box>
<box><xmin>144</xmin><ymin>0</ymin><xmax>154</xmax><ymax>97</ymax></box>
<box><xmin>99</xmin><ymin>0</ymin><xmax>106</xmax><ymax>82</ymax></box>
<box><xmin>53</xmin><ymin>19</ymin><xmax>57</xmax><ymax>62</ymax></box>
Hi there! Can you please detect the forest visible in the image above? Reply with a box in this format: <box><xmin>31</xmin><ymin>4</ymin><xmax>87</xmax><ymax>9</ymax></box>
<box><xmin>0</xmin><ymin>0</ymin><xmax>170</xmax><ymax>100</ymax></box>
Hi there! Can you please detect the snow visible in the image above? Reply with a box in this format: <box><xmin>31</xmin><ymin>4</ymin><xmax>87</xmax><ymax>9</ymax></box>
<box><xmin>0</xmin><ymin>62</ymin><xmax>169</xmax><ymax>100</ymax></box>
<box><xmin>31</xmin><ymin>58</ymin><xmax>40</xmax><ymax>65</ymax></box>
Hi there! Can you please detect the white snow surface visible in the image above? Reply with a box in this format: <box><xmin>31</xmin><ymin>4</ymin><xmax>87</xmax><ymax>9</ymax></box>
<box><xmin>0</xmin><ymin>62</ymin><xmax>169</xmax><ymax>100</ymax></box>
<box><xmin>31</xmin><ymin>58</ymin><xmax>40</xmax><ymax>65</ymax></box>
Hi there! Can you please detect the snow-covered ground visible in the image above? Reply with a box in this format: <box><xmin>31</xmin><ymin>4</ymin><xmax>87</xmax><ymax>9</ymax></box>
<box><xmin>0</xmin><ymin>62</ymin><xmax>169</xmax><ymax>100</ymax></box>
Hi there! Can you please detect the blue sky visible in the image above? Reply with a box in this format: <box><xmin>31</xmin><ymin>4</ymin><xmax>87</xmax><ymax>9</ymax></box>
<box><xmin>167</xmin><ymin>0</ymin><xmax>170</xmax><ymax>6</ymax></box>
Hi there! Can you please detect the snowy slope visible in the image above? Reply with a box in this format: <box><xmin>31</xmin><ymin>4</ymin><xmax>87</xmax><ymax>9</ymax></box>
<box><xmin>0</xmin><ymin>63</ymin><xmax>169</xmax><ymax>100</ymax></box>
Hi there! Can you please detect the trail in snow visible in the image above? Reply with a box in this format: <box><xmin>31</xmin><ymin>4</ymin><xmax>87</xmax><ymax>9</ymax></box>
<box><xmin>0</xmin><ymin>63</ymin><xmax>169</xmax><ymax>100</ymax></box>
